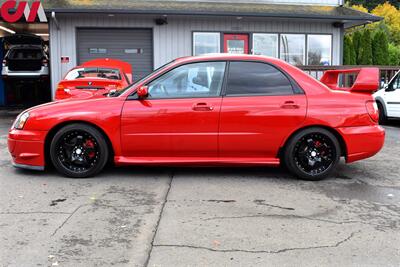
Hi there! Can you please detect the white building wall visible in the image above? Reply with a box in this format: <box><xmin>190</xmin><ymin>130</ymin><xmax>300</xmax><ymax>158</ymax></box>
<box><xmin>49</xmin><ymin>14</ymin><xmax>341</xmax><ymax>96</ymax></box>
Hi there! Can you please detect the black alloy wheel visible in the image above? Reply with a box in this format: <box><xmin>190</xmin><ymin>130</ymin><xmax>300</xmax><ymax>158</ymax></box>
<box><xmin>50</xmin><ymin>123</ymin><xmax>108</xmax><ymax>178</ymax></box>
<box><xmin>283</xmin><ymin>128</ymin><xmax>341</xmax><ymax>181</ymax></box>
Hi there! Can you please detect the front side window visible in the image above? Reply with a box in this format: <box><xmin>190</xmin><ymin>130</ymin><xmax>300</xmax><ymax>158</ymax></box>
<box><xmin>193</xmin><ymin>32</ymin><xmax>221</xmax><ymax>56</ymax></box>
<box><xmin>389</xmin><ymin>73</ymin><xmax>400</xmax><ymax>90</ymax></box>
<box><xmin>226</xmin><ymin>61</ymin><xmax>294</xmax><ymax>96</ymax></box>
<box><xmin>307</xmin><ymin>35</ymin><xmax>332</xmax><ymax>66</ymax></box>
<box><xmin>147</xmin><ymin>61</ymin><xmax>226</xmax><ymax>99</ymax></box>
<box><xmin>252</xmin><ymin>34</ymin><xmax>278</xmax><ymax>58</ymax></box>
<box><xmin>280</xmin><ymin>34</ymin><xmax>305</xmax><ymax>66</ymax></box>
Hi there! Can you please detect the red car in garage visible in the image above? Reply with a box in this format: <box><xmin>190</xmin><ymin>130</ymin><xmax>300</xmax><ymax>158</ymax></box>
<box><xmin>8</xmin><ymin>54</ymin><xmax>385</xmax><ymax>180</ymax></box>
<box><xmin>55</xmin><ymin>58</ymin><xmax>132</xmax><ymax>100</ymax></box>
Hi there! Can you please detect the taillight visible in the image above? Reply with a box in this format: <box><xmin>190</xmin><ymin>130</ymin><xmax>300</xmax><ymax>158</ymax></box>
<box><xmin>366</xmin><ymin>100</ymin><xmax>379</xmax><ymax>123</ymax></box>
<box><xmin>2</xmin><ymin>59</ymin><xmax>7</xmax><ymax>67</ymax></box>
<box><xmin>42</xmin><ymin>59</ymin><xmax>49</xmax><ymax>67</ymax></box>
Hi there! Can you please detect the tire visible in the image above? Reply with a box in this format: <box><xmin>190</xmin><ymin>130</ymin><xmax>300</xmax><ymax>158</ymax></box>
<box><xmin>283</xmin><ymin>128</ymin><xmax>341</xmax><ymax>181</ymax></box>
<box><xmin>50</xmin><ymin>123</ymin><xmax>109</xmax><ymax>178</ymax></box>
<box><xmin>377</xmin><ymin>102</ymin><xmax>387</xmax><ymax>125</ymax></box>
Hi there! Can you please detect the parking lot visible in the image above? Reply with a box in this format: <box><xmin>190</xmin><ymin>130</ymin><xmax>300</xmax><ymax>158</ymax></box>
<box><xmin>0</xmin><ymin>111</ymin><xmax>399</xmax><ymax>267</ymax></box>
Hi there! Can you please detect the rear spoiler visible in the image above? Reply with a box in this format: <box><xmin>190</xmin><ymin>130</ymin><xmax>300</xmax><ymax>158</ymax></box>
<box><xmin>82</xmin><ymin>58</ymin><xmax>133</xmax><ymax>82</ymax></box>
<box><xmin>320</xmin><ymin>68</ymin><xmax>380</xmax><ymax>94</ymax></box>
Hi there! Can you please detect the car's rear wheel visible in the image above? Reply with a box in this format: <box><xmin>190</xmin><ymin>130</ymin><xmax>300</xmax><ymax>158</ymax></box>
<box><xmin>50</xmin><ymin>123</ymin><xmax>108</xmax><ymax>178</ymax></box>
<box><xmin>377</xmin><ymin>102</ymin><xmax>387</xmax><ymax>125</ymax></box>
<box><xmin>283</xmin><ymin>128</ymin><xmax>341</xmax><ymax>181</ymax></box>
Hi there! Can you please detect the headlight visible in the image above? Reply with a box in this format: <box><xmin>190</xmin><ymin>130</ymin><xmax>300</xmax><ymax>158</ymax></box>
<box><xmin>13</xmin><ymin>112</ymin><xmax>30</xmax><ymax>130</ymax></box>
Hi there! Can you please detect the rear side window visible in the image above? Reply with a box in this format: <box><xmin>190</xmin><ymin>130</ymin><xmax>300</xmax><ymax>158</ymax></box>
<box><xmin>226</xmin><ymin>61</ymin><xmax>294</xmax><ymax>96</ymax></box>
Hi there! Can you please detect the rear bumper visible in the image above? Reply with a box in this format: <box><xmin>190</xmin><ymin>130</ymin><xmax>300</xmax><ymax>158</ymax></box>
<box><xmin>2</xmin><ymin>66</ymin><xmax>49</xmax><ymax>78</ymax></box>
<box><xmin>8</xmin><ymin>129</ymin><xmax>47</xmax><ymax>170</ymax></box>
<box><xmin>337</xmin><ymin>125</ymin><xmax>385</xmax><ymax>163</ymax></box>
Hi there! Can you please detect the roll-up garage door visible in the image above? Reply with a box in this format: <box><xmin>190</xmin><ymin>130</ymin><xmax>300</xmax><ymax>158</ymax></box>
<box><xmin>77</xmin><ymin>28</ymin><xmax>153</xmax><ymax>82</ymax></box>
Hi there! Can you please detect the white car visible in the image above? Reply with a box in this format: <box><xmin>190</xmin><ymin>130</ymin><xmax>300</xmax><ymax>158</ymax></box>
<box><xmin>374</xmin><ymin>70</ymin><xmax>400</xmax><ymax>124</ymax></box>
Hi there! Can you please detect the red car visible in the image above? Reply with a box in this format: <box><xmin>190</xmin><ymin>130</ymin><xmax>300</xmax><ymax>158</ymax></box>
<box><xmin>55</xmin><ymin>58</ymin><xmax>132</xmax><ymax>100</ymax></box>
<box><xmin>8</xmin><ymin>54</ymin><xmax>385</xmax><ymax>180</ymax></box>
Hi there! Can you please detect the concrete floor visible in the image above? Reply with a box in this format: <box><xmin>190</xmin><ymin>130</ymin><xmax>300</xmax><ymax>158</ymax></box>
<box><xmin>0</xmin><ymin>112</ymin><xmax>399</xmax><ymax>267</ymax></box>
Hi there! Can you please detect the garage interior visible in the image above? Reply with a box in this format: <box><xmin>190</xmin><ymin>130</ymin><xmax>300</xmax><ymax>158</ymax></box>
<box><xmin>0</xmin><ymin>21</ymin><xmax>50</xmax><ymax>108</ymax></box>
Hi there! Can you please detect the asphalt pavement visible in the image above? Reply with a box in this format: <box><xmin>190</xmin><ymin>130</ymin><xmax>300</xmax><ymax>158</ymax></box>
<box><xmin>0</xmin><ymin>111</ymin><xmax>399</xmax><ymax>267</ymax></box>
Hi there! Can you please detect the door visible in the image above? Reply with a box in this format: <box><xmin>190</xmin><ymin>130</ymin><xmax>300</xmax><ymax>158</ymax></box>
<box><xmin>224</xmin><ymin>34</ymin><xmax>249</xmax><ymax>54</ymax></box>
<box><xmin>384</xmin><ymin>73</ymin><xmax>400</xmax><ymax>118</ymax></box>
<box><xmin>121</xmin><ymin>61</ymin><xmax>226</xmax><ymax>159</ymax></box>
<box><xmin>219</xmin><ymin>61</ymin><xmax>307</xmax><ymax>158</ymax></box>
<box><xmin>77</xmin><ymin>28</ymin><xmax>153</xmax><ymax>81</ymax></box>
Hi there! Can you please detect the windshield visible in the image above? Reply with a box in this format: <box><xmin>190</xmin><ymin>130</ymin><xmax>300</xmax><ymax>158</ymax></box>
<box><xmin>65</xmin><ymin>68</ymin><xmax>121</xmax><ymax>80</ymax></box>
<box><xmin>115</xmin><ymin>60</ymin><xmax>175</xmax><ymax>96</ymax></box>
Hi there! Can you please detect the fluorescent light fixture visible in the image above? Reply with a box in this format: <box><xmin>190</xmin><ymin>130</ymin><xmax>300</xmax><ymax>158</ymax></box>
<box><xmin>35</xmin><ymin>33</ymin><xmax>49</xmax><ymax>37</ymax></box>
<box><xmin>0</xmin><ymin>26</ymin><xmax>16</xmax><ymax>34</ymax></box>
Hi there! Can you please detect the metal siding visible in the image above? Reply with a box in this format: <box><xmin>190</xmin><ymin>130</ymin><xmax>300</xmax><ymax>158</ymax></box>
<box><xmin>76</xmin><ymin>28</ymin><xmax>153</xmax><ymax>81</ymax></box>
<box><xmin>49</xmin><ymin>14</ymin><xmax>342</xmax><ymax>96</ymax></box>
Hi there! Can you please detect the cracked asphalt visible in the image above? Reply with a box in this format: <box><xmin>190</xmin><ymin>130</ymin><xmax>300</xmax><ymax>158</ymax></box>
<box><xmin>0</xmin><ymin>110</ymin><xmax>399</xmax><ymax>267</ymax></box>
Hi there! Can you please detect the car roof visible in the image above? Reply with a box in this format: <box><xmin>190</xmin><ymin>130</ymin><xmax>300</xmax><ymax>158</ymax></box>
<box><xmin>173</xmin><ymin>53</ymin><xmax>287</xmax><ymax>66</ymax></box>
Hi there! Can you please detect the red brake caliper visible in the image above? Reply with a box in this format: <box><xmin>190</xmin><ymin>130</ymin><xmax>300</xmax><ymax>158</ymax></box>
<box><xmin>84</xmin><ymin>139</ymin><xmax>95</xmax><ymax>158</ymax></box>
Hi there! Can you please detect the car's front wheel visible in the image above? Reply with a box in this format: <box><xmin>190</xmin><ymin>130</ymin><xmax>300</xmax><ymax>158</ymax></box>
<box><xmin>50</xmin><ymin>123</ymin><xmax>109</xmax><ymax>178</ymax></box>
<box><xmin>283</xmin><ymin>128</ymin><xmax>341</xmax><ymax>181</ymax></box>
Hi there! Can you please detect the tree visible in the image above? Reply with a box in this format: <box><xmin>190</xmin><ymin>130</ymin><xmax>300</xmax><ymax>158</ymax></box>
<box><xmin>373</xmin><ymin>31</ymin><xmax>389</xmax><ymax>65</ymax></box>
<box><xmin>346</xmin><ymin>1</ymin><xmax>399</xmax><ymax>11</ymax></box>
<box><xmin>371</xmin><ymin>2</ymin><xmax>400</xmax><ymax>45</ymax></box>
<box><xmin>359</xmin><ymin>29</ymin><xmax>373</xmax><ymax>65</ymax></box>
<box><xmin>344</xmin><ymin>35</ymin><xmax>357</xmax><ymax>65</ymax></box>
<box><xmin>352</xmin><ymin>31</ymin><xmax>362</xmax><ymax>64</ymax></box>
<box><xmin>388</xmin><ymin>43</ymin><xmax>400</xmax><ymax>65</ymax></box>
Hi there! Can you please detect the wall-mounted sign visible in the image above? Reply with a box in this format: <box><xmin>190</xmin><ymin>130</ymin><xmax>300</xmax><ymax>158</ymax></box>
<box><xmin>89</xmin><ymin>48</ymin><xmax>107</xmax><ymax>54</ymax></box>
<box><xmin>0</xmin><ymin>1</ymin><xmax>47</xmax><ymax>23</ymax></box>
<box><xmin>125</xmin><ymin>48</ymin><xmax>144</xmax><ymax>54</ymax></box>
<box><xmin>61</xmin><ymin>56</ymin><xmax>70</xmax><ymax>64</ymax></box>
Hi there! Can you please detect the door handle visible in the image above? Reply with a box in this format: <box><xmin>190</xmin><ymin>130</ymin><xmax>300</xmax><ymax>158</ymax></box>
<box><xmin>192</xmin><ymin>102</ymin><xmax>214</xmax><ymax>111</ymax></box>
<box><xmin>281</xmin><ymin>101</ymin><xmax>300</xmax><ymax>109</ymax></box>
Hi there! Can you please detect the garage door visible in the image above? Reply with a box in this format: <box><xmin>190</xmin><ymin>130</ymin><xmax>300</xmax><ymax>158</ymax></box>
<box><xmin>77</xmin><ymin>28</ymin><xmax>153</xmax><ymax>82</ymax></box>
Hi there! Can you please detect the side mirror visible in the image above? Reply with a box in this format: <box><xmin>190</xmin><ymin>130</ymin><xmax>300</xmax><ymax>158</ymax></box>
<box><xmin>137</xmin><ymin>86</ymin><xmax>148</xmax><ymax>98</ymax></box>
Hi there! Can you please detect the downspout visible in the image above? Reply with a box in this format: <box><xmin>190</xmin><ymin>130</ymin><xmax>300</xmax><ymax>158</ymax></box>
<box><xmin>50</xmin><ymin>11</ymin><xmax>60</xmax><ymax>100</ymax></box>
<box><xmin>51</xmin><ymin>12</ymin><xmax>60</xmax><ymax>30</ymax></box>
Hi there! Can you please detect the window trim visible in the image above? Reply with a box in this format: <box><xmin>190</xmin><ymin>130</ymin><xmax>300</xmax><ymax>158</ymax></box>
<box><xmin>142</xmin><ymin>60</ymin><xmax>228</xmax><ymax>100</ymax></box>
<box><xmin>192</xmin><ymin>32</ymin><xmax>221</xmax><ymax>56</ymax></box>
<box><xmin>222</xmin><ymin>60</ymin><xmax>304</xmax><ymax>97</ymax></box>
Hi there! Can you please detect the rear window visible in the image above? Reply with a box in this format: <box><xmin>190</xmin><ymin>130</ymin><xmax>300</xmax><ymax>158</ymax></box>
<box><xmin>9</xmin><ymin>48</ymin><xmax>43</xmax><ymax>60</ymax></box>
<box><xmin>65</xmin><ymin>68</ymin><xmax>121</xmax><ymax>80</ymax></box>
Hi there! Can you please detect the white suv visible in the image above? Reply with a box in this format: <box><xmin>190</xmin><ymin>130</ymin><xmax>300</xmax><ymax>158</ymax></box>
<box><xmin>374</xmin><ymin>70</ymin><xmax>400</xmax><ymax>124</ymax></box>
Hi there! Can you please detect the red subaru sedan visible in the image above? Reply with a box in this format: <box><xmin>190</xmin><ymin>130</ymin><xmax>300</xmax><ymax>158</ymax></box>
<box><xmin>8</xmin><ymin>54</ymin><xmax>385</xmax><ymax>180</ymax></box>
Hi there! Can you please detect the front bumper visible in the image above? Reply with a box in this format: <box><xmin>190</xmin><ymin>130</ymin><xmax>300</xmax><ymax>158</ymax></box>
<box><xmin>8</xmin><ymin>129</ymin><xmax>47</xmax><ymax>170</ymax></box>
<box><xmin>337</xmin><ymin>125</ymin><xmax>385</xmax><ymax>163</ymax></box>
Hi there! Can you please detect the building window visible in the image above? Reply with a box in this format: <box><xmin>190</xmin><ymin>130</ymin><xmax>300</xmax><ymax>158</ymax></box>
<box><xmin>307</xmin><ymin>35</ymin><xmax>332</xmax><ymax>66</ymax></box>
<box><xmin>280</xmin><ymin>34</ymin><xmax>305</xmax><ymax>66</ymax></box>
<box><xmin>193</xmin><ymin>32</ymin><xmax>221</xmax><ymax>56</ymax></box>
<box><xmin>252</xmin><ymin>33</ymin><xmax>278</xmax><ymax>58</ymax></box>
